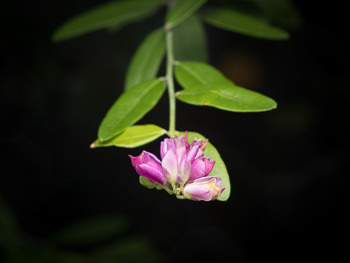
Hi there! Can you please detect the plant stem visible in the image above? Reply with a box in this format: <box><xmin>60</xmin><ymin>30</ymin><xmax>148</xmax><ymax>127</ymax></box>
<box><xmin>165</xmin><ymin>27</ymin><xmax>176</xmax><ymax>137</ymax></box>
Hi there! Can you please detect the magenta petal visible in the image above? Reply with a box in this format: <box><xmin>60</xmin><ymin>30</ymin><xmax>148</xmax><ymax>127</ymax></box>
<box><xmin>203</xmin><ymin>158</ymin><xmax>215</xmax><ymax>176</ymax></box>
<box><xmin>129</xmin><ymin>154</ymin><xmax>144</xmax><ymax>168</ymax></box>
<box><xmin>193</xmin><ymin>176</ymin><xmax>221</xmax><ymax>185</ymax></box>
<box><xmin>183</xmin><ymin>131</ymin><xmax>190</xmax><ymax>148</ymax></box>
<box><xmin>160</xmin><ymin>141</ymin><xmax>165</xmax><ymax>159</ymax></box>
<box><xmin>136</xmin><ymin>164</ymin><xmax>167</xmax><ymax>185</ymax></box>
<box><xmin>161</xmin><ymin>149</ymin><xmax>178</xmax><ymax>182</ymax></box>
<box><xmin>183</xmin><ymin>183</ymin><xmax>212</xmax><ymax>201</ymax></box>
<box><xmin>160</xmin><ymin>138</ymin><xmax>175</xmax><ymax>159</ymax></box>
<box><xmin>184</xmin><ymin>176</ymin><xmax>224</xmax><ymax>201</ymax></box>
<box><xmin>214</xmin><ymin>177</ymin><xmax>222</xmax><ymax>188</ymax></box>
<box><xmin>142</xmin><ymin>151</ymin><xmax>162</xmax><ymax>172</ymax></box>
<box><xmin>188</xmin><ymin>158</ymin><xmax>205</xmax><ymax>183</ymax></box>
<box><xmin>178</xmin><ymin>159</ymin><xmax>191</xmax><ymax>184</ymax></box>
<box><xmin>195</xmin><ymin>148</ymin><xmax>204</xmax><ymax>159</ymax></box>
<box><xmin>174</xmin><ymin>137</ymin><xmax>187</xmax><ymax>165</ymax></box>
<box><xmin>129</xmin><ymin>151</ymin><xmax>162</xmax><ymax>168</ymax></box>
<box><xmin>186</xmin><ymin>144</ymin><xmax>199</xmax><ymax>163</ymax></box>
<box><xmin>130</xmin><ymin>151</ymin><xmax>167</xmax><ymax>185</ymax></box>
<box><xmin>191</xmin><ymin>176</ymin><xmax>211</xmax><ymax>184</ymax></box>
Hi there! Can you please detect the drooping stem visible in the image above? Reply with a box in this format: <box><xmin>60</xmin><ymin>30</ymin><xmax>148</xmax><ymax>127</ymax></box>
<box><xmin>165</xmin><ymin>27</ymin><xmax>176</xmax><ymax>137</ymax></box>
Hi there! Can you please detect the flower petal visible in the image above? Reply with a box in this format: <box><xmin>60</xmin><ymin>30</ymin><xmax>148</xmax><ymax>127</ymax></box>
<box><xmin>203</xmin><ymin>158</ymin><xmax>215</xmax><ymax>176</ymax></box>
<box><xmin>129</xmin><ymin>154</ymin><xmax>144</xmax><ymax>168</ymax></box>
<box><xmin>188</xmin><ymin>158</ymin><xmax>205</xmax><ymax>183</ymax></box>
<box><xmin>160</xmin><ymin>138</ymin><xmax>175</xmax><ymax>159</ymax></box>
<box><xmin>186</xmin><ymin>144</ymin><xmax>200</xmax><ymax>163</ymax></box>
<box><xmin>191</xmin><ymin>138</ymin><xmax>207</xmax><ymax>157</ymax></box>
<box><xmin>183</xmin><ymin>131</ymin><xmax>190</xmax><ymax>149</ymax></box>
<box><xmin>161</xmin><ymin>149</ymin><xmax>178</xmax><ymax>183</ymax></box>
<box><xmin>142</xmin><ymin>151</ymin><xmax>163</xmax><ymax>172</ymax></box>
<box><xmin>129</xmin><ymin>151</ymin><xmax>161</xmax><ymax>167</ymax></box>
<box><xmin>183</xmin><ymin>182</ymin><xmax>212</xmax><ymax>201</ymax></box>
<box><xmin>174</xmin><ymin>137</ymin><xmax>187</xmax><ymax>166</ymax></box>
<box><xmin>184</xmin><ymin>177</ymin><xmax>224</xmax><ymax>201</ymax></box>
<box><xmin>193</xmin><ymin>176</ymin><xmax>221</xmax><ymax>185</ymax></box>
<box><xmin>178</xmin><ymin>159</ymin><xmax>191</xmax><ymax>185</ymax></box>
<box><xmin>136</xmin><ymin>164</ymin><xmax>167</xmax><ymax>185</ymax></box>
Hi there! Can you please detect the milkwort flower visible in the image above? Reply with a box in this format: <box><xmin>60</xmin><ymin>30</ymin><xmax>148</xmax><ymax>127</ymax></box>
<box><xmin>129</xmin><ymin>132</ymin><xmax>225</xmax><ymax>201</ymax></box>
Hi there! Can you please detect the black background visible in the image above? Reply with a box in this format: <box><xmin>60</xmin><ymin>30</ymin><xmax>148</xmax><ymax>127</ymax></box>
<box><xmin>1</xmin><ymin>1</ymin><xmax>348</xmax><ymax>262</ymax></box>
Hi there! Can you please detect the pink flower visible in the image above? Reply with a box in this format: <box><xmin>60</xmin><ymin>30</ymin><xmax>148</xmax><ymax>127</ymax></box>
<box><xmin>129</xmin><ymin>132</ymin><xmax>225</xmax><ymax>201</ymax></box>
<box><xmin>183</xmin><ymin>177</ymin><xmax>224</xmax><ymax>201</ymax></box>
<box><xmin>130</xmin><ymin>151</ymin><xmax>169</xmax><ymax>186</ymax></box>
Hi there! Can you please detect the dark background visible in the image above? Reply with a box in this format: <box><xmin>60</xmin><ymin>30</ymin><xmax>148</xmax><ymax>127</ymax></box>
<box><xmin>1</xmin><ymin>1</ymin><xmax>348</xmax><ymax>262</ymax></box>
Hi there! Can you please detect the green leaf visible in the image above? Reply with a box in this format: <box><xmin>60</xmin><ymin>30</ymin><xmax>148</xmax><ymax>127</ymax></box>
<box><xmin>177</xmin><ymin>85</ymin><xmax>277</xmax><ymax>112</ymax></box>
<box><xmin>125</xmin><ymin>29</ymin><xmax>165</xmax><ymax>91</ymax></box>
<box><xmin>253</xmin><ymin>0</ymin><xmax>302</xmax><ymax>30</ymax></box>
<box><xmin>139</xmin><ymin>176</ymin><xmax>157</xmax><ymax>189</ymax></box>
<box><xmin>50</xmin><ymin>215</ymin><xmax>129</xmax><ymax>246</ymax></box>
<box><xmin>175</xmin><ymin>61</ymin><xmax>277</xmax><ymax>112</ymax></box>
<box><xmin>91</xmin><ymin>124</ymin><xmax>166</xmax><ymax>148</ymax></box>
<box><xmin>175</xmin><ymin>61</ymin><xmax>233</xmax><ymax>88</ymax></box>
<box><xmin>166</xmin><ymin>0</ymin><xmax>207</xmax><ymax>29</ymax></box>
<box><xmin>98</xmin><ymin>78</ymin><xmax>166</xmax><ymax>142</ymax></box>
<box><xmin>52</xmin><ymin>0</ymin><xmax>165</xmax><ymax>42</ymax></box>
<box><xmin>202</xmin><ymin>7</ymin><xmax>289</xmax><ymax>40</ymax></box>
<box><xmin>173</xmin><ymin>15</ymin><xmax>208</xmax><ymax>62</ymax></box>
<box><xmin>177</xmin><ymin>131</ymin><xmax>231</xmax><ymax>201</ymax></box>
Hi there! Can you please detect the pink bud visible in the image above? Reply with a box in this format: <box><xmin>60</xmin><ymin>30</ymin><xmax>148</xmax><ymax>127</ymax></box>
<box><xmin>183</xmin><ymin>177</ymin><xmax>225</xmax><ymax>201</ymax></box>
<box><xmin>129</xmin><ymin>151</ymin><xmax>168</xmax><ymax>185</ymax></box>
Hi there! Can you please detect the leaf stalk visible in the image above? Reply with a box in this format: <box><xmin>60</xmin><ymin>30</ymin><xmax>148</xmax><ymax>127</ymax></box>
<box><xmin>165</xmin><ymin>27</ymin><xmax>176</xmax><ymax>137</ymax></box>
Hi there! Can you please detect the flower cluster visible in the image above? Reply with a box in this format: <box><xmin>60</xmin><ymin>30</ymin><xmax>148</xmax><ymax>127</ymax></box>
<box><xmin>129</xmin><ymin>132</ymin><xmax>225</xmax><ymax>201</ymax></box>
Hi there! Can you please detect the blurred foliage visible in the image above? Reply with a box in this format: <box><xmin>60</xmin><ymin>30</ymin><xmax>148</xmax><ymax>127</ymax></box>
<box><xmin>50</xmin><ymin>214</ymin><xmax>129</xmax><ymax>246</ymax></box>
<box><xmin>0</xmin><ymin>197</ymin><xmax>20</xmax><ymax>248</ymax></box>
<box><xmin>211</xmin><ymin>0</ymin><xmax>302</xmax><ymax>31</ymax></box>
<box><xmin>0</xmin><ymin>196</ymin><xmax>163</xmax><ymax>263</ymax></box>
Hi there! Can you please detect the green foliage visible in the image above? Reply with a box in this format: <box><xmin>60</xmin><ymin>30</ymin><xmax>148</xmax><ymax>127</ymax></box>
<box><xmin>165</xmin><ymin>0</ymin><xmax>207</xmax><ymax>29</ymax></box>
<box><xmin>175</xmin><ymin>61</ymin><xmax>234</xmax><ymax>87</ymax></box>
<box><xmin>139</xmin><ymin>176</ymin><xmax>157</xmax><ymax>189</ymax></box>
<box><xmin>92</xmin><ymin>124</ymin><xmax>166</xmax><ymax>148</ymax></box>
<box><xmin>177</xmin><ymin>85</ymin><xmax>277</xmax><ymax>112</ymax></box>
<box><xmin>253</xmin><ymin>0</ymin><xmax>302</xmax><ymax>30</ymax></box>
<box><xmin>173</xmin><ymin>15</ymin><xmax>208</xmax><ymax>62</ymax></box>
<box><xmin>177</xmin><ymin>131</ymin><xmax>231</xmax><ymax>201</ymax></box>
<box><xmin>176</xmin><ymin>61</ymin><xmax>277</xmax><ymax>112</ymax></box>
<box><xmin>53</xmin><ymin>0</ymin><xmax>165</xmax><ymax>42</ymax></box>
<box><xmin>202</xmin><ymin>7</ymin><xmax>289</xmax><ymax>40</ymax></box>
<box><xmin>50</xmin><ymin>215</ymin><xmax>129</xmax><ymax>246</ymax></box>
<box><xmin>98</xmin><ymin>78</ymin><xmax>165</xmax><ymax>142</ymax></box>
<box><xmin>125</xmin><ymin>29</ymin><xmax>165</xmax><ymax>91</ymax></box>
<box><xmin>92</xmin><ymin>237</ymin><xmax>164</xmax><ymax>263</ymax></box>
<box><xmin>0</xmin><ymin>198</ymin><xmax>163</xmax><ymax>262</ymax></box>
<box><xmin>2</xmin><ymin>245</ymin><xmax>58</xmax><ymax>263</ymax></box>
<box><xmin>53</xmin><ymin>0</ymin><xmax>295</xmax><ymax>202</ymax></box>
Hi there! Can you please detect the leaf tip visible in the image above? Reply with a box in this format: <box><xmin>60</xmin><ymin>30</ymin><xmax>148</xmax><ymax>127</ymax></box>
<box><xmin>271</xmin><ymin>99</ymin><xmax>278</xmax><ymax>110</ymax></box>
<box><xmin>51</xmin><ymin>32</ymin><xmax>61</xmax><ymax>43</ymax></box>
<box><xmin>51</xmin><ymin>26</ymin><xmax>69</xmax><ymax>43</ymax></box>
<box><xmin>277</xmin><ymin>31</ymin><xmax>290</xmax><ymax>41</ymax></box>
<box><xmin>217</xmin><ymin>196</ymin><xmax>230</xmax><ymax>202</ymax></box>
<box><xmin>90</xmin><ymin>140</ymin><xmax>98</xmax><ymax>148</ymax></box>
